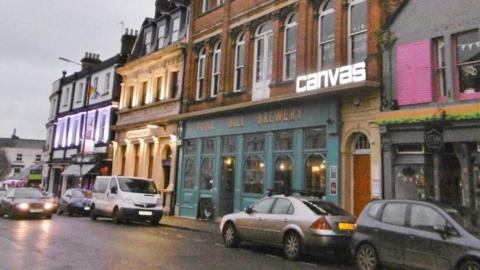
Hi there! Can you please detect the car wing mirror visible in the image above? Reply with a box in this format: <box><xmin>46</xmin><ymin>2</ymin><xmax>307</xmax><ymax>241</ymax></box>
<box><xmin>433</xmin><ymin>225</ymin><xmax>449</xmax><ymax>239</ymax></box>
<box><xmin>245</xmin><ymin>207</ymin><xmax>253</xmax><ymax>214</ymax></box>
<box><xmin>110</xmin><ymin>186</ymin><xmax>118</xmax><ymax>194</ymax></box>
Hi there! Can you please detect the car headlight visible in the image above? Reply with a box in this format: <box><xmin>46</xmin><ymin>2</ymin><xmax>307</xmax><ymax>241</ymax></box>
<box><xmin>17</xmin><ymin>203</ymin><xmax>29</xmax><ymax>210</ymax></box>
<box><xmin>44</xmin><ymin>203</ymin><xmax>53</xmax><ymax>210</ymax></box>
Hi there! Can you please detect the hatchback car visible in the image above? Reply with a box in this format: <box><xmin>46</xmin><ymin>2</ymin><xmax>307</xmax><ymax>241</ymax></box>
<box><xmin>352</xmin><ymin>199</ymin><xmax>480</xmax><ymax>270</ymax></box>
<box><xmin>220</xmin><ymin>195</ymin><xmax>356</xmax><ymax>260</ymax></box>
<box><xmin>0</xmin><ymin>188</ymin><xmax>54</xmax><ymax>219</ymax></box>
<box><xmin>57</xmin><ymin>189</ymin><xmax>91</xmax><ymax>216</ymax></box>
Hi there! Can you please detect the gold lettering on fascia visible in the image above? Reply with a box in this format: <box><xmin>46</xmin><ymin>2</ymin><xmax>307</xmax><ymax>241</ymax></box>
<box><xmin>227</xmin><ymin>116</ymin><xmax>246</xmax><ymax>128</ymax></box>
<box><xmin>197</xmin><ymin>121</ymin><xmax>215</xmax><ymax>131</ymax></box>
<box><xmin>257</xmin><ymin>108</ymin><xmax>302</xmax><ymax>125</ymax></box>
<box><xmin>126</xmin><ymin>128</ymin><xmax>152</xmax><ymax>139</ymax></box>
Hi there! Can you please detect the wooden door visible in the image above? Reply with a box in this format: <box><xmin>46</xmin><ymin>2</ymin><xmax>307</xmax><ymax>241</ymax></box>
<box><xmin>353</xmin><ymin>155</ymin><xmax>371</xmax><ymax>216</ymax></box>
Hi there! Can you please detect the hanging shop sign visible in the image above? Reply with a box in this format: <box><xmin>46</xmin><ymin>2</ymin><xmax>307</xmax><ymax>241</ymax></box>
<box><xmin>296</xmin><ymin>62</ymin><xmax>367</xmax><ymax>93</ymax></box>
<box><xmin>425</xmin><ymin>129</ymin><xmax>443</xmax><ymax>149</ymax></box>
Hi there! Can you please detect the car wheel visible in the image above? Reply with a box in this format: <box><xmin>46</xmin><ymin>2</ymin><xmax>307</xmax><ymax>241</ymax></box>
<box><xmin>222</xmin><ymin>222</ymin><xmax>239</xmax><ymax>248</ymax></box>
<box><xmin>283</xmin><ymin>232</ymin><xmax>303</xmax><ymax>260</ymax></box>
<box><xmin>90</xmin><ymin>205</ymin><xmax>97</xmax><ymax>221</ymax></box>
<box><xmin>356</xmin><ymin>244</ymin><xmax>379</xmax><ymax>270</ymax></box>
<box><xmin>459</xmin><ymin>260</ymin><xmax>480</xmax><ymax>270</ymax></box>
<box><xmin>112</xmin><ymin>207</ymin><xmax>121</xmax><ymax>224</ymax></box>
<box><xmin>150</xmin><ymin>217</ymin><xmax>160</xmax><ymax>226</ymax></box>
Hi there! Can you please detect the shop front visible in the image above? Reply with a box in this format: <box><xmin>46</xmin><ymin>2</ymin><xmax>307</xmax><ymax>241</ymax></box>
<box><xmin>176</xmin><ymin>99</ymin><xmax>340</xmax><ymax>218</ymax></box>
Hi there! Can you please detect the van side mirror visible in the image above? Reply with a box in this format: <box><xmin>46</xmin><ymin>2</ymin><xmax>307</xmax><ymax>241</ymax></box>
<box><xmin>110</xmin><ymin>186</ymin><xmax>118</xmax><ymax>194</ymax></box>
<box><xmin>245</xmin><ymin>206</ymin><xmax>253</xmax><ymax>214</ymax></box>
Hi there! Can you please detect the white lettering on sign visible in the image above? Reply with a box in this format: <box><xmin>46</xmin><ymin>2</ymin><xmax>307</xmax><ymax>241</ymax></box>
<box><xmin>296</xmin><ymin>62</ymin><xmax>367</xmax><ymax>93</ymax></box>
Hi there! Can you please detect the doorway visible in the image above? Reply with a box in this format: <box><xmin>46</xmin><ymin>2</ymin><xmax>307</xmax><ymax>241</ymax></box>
<box><xmin>352</xmin><ymin>133</ymin><xmax>371</xmax><ymax>216</ymax></box>
<box><xmin>219</xmin><ymin>156</ymin><xmax>236</xmax><ymax>216</ymax></box>
<box><xmin>441</xmin><ymin>151</ymin><xmax>462</xmax><ymax>205</ymax></box>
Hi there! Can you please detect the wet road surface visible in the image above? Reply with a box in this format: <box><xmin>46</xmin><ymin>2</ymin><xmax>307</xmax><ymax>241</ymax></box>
<box><xmin>0</xmin><ymin>215</ymin><xmax>354</xmax><ymax>270</ymax></box>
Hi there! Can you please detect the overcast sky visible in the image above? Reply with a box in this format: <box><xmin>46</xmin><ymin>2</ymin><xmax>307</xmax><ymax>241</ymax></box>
<box><xmin>0</xmin><ymin>0</ymin><xmax>155</xmax><ymax>140</ymax></box>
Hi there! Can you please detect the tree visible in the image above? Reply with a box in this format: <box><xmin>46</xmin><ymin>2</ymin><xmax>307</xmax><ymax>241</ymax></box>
<box><xmin>0</xmin><ymin>149</ymin><xmax>11</xmax><ymax>180</ymax></box>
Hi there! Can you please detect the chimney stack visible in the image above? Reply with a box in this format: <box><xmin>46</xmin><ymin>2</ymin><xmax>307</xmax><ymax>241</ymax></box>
<box><xmin>80</xmin><ymin>52</ymin><xmax>101</xmax><ymax>70</ymax></box>
<box><xmin>155</xmin><ymin>0</ymin><xmax>176</xmax><ymax>18</ymax></box>
<box><xmin>121</xmin><ymin>28</ymin><xmax>137</xmax><ymax>56</ymax></box>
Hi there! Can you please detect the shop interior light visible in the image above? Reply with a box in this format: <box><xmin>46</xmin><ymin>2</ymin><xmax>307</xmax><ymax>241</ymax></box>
<box><xmin>279</xmin><ymin>163</ymin><xmax>285</xmax><ymax>171</ymax></box>
<box><xmin>259</xmin><ymin>163</ymin><xmax>265</xmax><ymax>168</ymax></box>
<box><xmin>312</xmin><ymin>166</ymin><xmax>320</xmax><ymax>172</ymax></box>
<box><xmin>320</xmin><ymin>163</ymin><xmax>326</xmax><ymax>170</ymax></box>
<box><xmin>225</xmin><ymin>158</ymin><xmax>232</xmax><ymax>165</ymax></box>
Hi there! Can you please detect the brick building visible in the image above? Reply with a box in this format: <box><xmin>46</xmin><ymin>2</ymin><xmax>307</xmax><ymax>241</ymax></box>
<box><xmin>176</xmin><ymin>0</ymin><xmax>396</xmax><ymax>218</ymax></box>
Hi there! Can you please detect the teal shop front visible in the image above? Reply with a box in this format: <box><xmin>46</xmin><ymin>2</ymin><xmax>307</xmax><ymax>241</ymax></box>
<box><xmin>176</xmin><ymin>99</ymin><xmax>340</xmax><ymax>218</ymax></box>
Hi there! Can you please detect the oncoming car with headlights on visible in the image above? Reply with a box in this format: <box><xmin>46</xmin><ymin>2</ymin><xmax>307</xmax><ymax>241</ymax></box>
<box><xmin>0</xmin><ymin>188</ymin><xmax>55</xmax><ymax>219</ymax></box>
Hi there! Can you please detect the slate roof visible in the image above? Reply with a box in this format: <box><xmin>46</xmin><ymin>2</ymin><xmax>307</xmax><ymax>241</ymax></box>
<box><xmin>0</xmin><ymin>138</ymin><xmax>45</xmax><ymax>149</ymax></box>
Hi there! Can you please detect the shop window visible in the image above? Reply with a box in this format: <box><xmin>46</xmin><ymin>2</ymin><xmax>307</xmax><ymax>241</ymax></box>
<box><xmin>274</xmin><ymin>155</ymin><xmax>293</xmax><ymax>194</ymax></box>
<box><xmin>454</xmin><ymin>30</ymin><xmax>480</xmax><ymax>95</ymax></box>
<box><xmin>243</xmin><ymin>156</ymin><xmax>265</xmax><ymax>194</ymax></box>
<box><xmin>304</xmin><ymin>128</ymin><xmax>326</xmax><ymax>149</ymax></box>
<box><xmin>211</xmin><ymin>42</ymin><xmax>221</xmax><ymax>97</ymax></box>
<box><xmin>196</xmin><ymin>48</ymin><xmax>206</xmax><ymax>100</ymax></box>
<box><xmin>318</xmin><ymin>0</ymin><xmax>335</xmax><ymax>70</ymax></box>
<box><xmin>394</xmin><ymin>165</ymin><xmax>426</xmax><ymax>200</ymax></box>
<box><xmin>185</xmin><ymin>140</ymin><xmax>197</xmax><ymax>155</ymax></box>
<box><xmin>202</xmin><ymin>138</ymin><xmax>216</xmax><ymax>154</ymax></box>
<box><xmin>305</xmin><ymin>154</ymin><xmax>326</xmax><ymax>197</ymax></box>
<box><xmin>245</xmin><ymin>133</ymin><xmax>265</xmax><ymax>152</ymax></box>
<box><xmin>200</xmin><ymin>158</ymin><xmax>214</xmax><ymax>190</ymax></box>
<box><xmin>348</xmin><ymin>0</ymin><xmax>367</xmax><ymax>64</ymax></box>
<box><xmin>396</xmin><ymin>144</ymin><xmax>424</xmax><ymax>154</ymax></box>
<box><xmin>275</xmin><ymin>130</ymin><xmax>294</xmax><ymax>151</ymax></box>
<box><xmin>222</xmin><ymin>136</ymin><xmax>236</xmax><ymax>154</ymax></box>
<box><xmin>183</xmin><ymin>157</ymin><xmax>195</xmax><ymax>189</ymax></box>
<box><xmin>234</xmin><ymin>33</ymin><xmax>245</xmax><ymax>92</ymax></box>
<box><xmin>433</xmin><ymin>37</ymin><xmax>447</xmax><ymax>98</ymax></box>
<box><xmin>283</xmin><ymin>13</ymin><xmax>297</xmax><ymax>80</ymax></box>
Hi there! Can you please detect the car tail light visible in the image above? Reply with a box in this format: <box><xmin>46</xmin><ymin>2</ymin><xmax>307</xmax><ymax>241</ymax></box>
<box><xmin>310</xmin><ymin>217</ymin><xmax>331</xmax><ymax>230</ymax></box>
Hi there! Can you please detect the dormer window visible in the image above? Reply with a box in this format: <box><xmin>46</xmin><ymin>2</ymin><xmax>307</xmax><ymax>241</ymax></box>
<box><xmin>157</xmin><ymin>23</ymin><xmax>166</xmax><ymax>49</ymax></box>
<box><xmin>145</xmin><ymin>29</ymin><xmax>153</xmax><ymax>54</ymax></box>
<box><xmin>171</xmin><ymin>17</ymin><xmax>181</xmax><ymax>42</ymax></box>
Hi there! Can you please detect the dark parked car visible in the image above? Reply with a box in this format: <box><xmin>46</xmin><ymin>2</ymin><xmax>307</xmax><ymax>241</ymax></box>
<box><xmin>57</xmin><ymin>189</ymin><xmax>91</xmax><ymax>216</ymax></box>
<box><xmin>0</xmin><ymin>188</ymin><xmax>54</xmax><ymax>219</ymax></box>
<box><xmin>220</xmin><ymin>195</ymin><xmax>356</xmax><ymax>260</ymax></box>
<box><xmin>352</xmin><ymin>199</ymin><xmax>480</xmax><ymax>270</ymax></box>
<box><xmin>41</xmin><ymin>191</ymin><xmax>59</xmax><ymax>212</ymax></box>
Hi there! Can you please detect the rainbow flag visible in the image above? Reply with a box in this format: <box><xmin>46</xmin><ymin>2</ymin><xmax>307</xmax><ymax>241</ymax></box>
<box><xmin>88</xmin><ymin>85</ymin><xmax>97</xmax><ymax>98</ymax></box>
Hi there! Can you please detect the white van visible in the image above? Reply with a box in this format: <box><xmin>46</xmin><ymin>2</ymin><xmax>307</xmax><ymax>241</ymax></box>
<box><xmin>90</xmin><ymin>176</ymin><xmax>163</xmax><ymax>225</ymax></box>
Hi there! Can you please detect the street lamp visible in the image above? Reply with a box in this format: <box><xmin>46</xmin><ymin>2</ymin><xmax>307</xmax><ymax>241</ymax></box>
<box><xmin>58</xmin><ymin>57</ymin><xmax>82</xmax><ymax>66</ymax></box>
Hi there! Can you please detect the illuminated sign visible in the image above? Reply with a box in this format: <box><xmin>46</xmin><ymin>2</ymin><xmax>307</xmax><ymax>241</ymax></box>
<box><xmin>296</xmin><ymin>62</ymin><xmax>366</xmax><ymax>93</ymax></box>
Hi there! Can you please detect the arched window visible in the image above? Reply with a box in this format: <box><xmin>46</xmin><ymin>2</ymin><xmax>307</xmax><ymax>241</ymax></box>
<box><xmin>196</xmin><ymin>48</ymin><xmax>206</xmax><ymax>100</ymax></box>
<box><xmin>354</xmin><ymin>133</ymin><xmax>370</xmax><ymax>152</ymax></box>
<box><xmin>348</xmin><ymin>0</ymin><xmax>367</xmax><ymax>64</ymax></box>
<box><xmin>234</xmin><ymin>33</ymin><xmax>245</xmax><ymax>92</ymax></box>
<box><xmin>253</xmin><ymin>22</ymin><xmax>273</xmax><ymax>100</ymax></box>
<box><xmin>183</xmin><ymin>157</ymin><xmax>195</xmax><ymax>189</ymax></box>
<box><xmin>318</xmin><ymin>0</ymin><xmax>335</xmax><ymax>70</ymax></box>
<box><xmin>305</xmin><ymin>154</ymin><xmax>327</xmax><ymax>197</ymax></box>
<box><xmin>274</xmin><ymin>155</ymin><xmax>293</xmax><ymax>193</ymax></box>
<box><xmin>243</xmin><ymin>156</ymin><xmax>265</xmax><ymax>194</ymax></box>
<box><xmin>211</xmin><ymin>42</ymin><xmax>221</xmax><ymax>97</ymax></box>
<box><xmin>284</xmin><ymin>13</ymin><xmax>297</xmax><ymax>80</ymax></box>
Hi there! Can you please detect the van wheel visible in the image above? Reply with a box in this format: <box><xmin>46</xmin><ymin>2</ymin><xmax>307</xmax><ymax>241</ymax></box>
<box><xmin>356</xmin><ymin>244</ymin><xmax>379</xmax><ymax>270</ymax></box>
<box><xmin>90</xmin><ymin>205</ymin><xmax>97</xmax><ymax>221</ymax></box>
<box><xmin>112</xmin><ymin>207</ymin><xmax>121</xmax><ymax>224</ymax></box>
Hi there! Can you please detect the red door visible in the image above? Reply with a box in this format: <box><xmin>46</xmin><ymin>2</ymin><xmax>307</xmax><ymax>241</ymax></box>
<box><xmin>353</xmin><ymin>155</ymin><xmax>371</xmax><ymax>216</ymax></box>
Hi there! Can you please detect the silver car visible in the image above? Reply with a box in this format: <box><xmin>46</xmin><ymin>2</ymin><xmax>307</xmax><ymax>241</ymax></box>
<box><xmin>220</xmin><ymin>195</ymin><xmax>356</xmax><ymax>260</ymax></box>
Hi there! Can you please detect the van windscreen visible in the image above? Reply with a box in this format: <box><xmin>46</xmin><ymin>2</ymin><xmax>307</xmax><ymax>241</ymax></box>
<box><xmin>118</xmin><ymin>178</ymin><xmax>158</xmax><ymax>194</ymax></box>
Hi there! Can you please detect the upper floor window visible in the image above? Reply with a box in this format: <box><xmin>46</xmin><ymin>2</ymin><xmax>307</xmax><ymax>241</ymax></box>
<box><xmin>318</xmin><ymin>0</ymin><xmax>335</xmax><ymax>70</ymax></box>
<box><xmin>141</xmin><ymin>81</ymin><xmax>148</xmax><ymax>105</ymax></box>
<box><xmin>454</xmin><ymin>30</ymin><xmax>480</xmax><ymax>95</ymax></box>
<box><xmin>284</xmin><ymin>13</ymin><xmax>297</xmax><ymax>80</ymax></box>
<box><xmin>234</xmin><ymin>33</ymin><xmax>245</xmax><ymax>92</ymax></box>
<box><xmin>105</xmin><ymin>73</ymin><xmax>111</xmax><ymax>91</ymax></box>
<box><xmin>348</xmin><ymin>0</ymin><xmax>367</xmax><ymax>64</ymax></box>
<box><xmin>144</xmin><ymin>30</ymin><xmax>153</xmax><ymax>54</ymax></box>
<box><xmin>170</xmin><ymin>71</ymin><xmax>179</xmax><ymax>99</ymax></box>
<box><xmin>157</xmin><ymin>23</ymin><xmax>166</xmax><ymax>49</ymax></box>
<box><xmin>93</xmin><ymin>77</ymin><xmax>99</xmax><ymax>94</ymax></box>
<box><xmin>211</xmin><ymin>42</ymin><xmax>221</xmax><ymax>97</ymax></box>
<box><xmin>128</xmin><ymin>86</ymin><xmax>135</xmax><ymax>108</ymax></box>
<box><xmin>35</xmin><ymin>155</ymin><xmax>41</xmax><ymax>162</ymax></box>
<box><xmin>76</xmin><ymin>83</ymin><xmax>84</xmax><ymax>103</ymax></box>
<box><xmin>202</xmin><ymin>0</ymin><xmax>223</xmax><ymax>13</ymax></box>
<box><xmin>63</xmin><ymin>87</ymin><xmax>70</xmax><ymax>107</ymax></box>
<box><xmin>16</xmin><ymin>154</ymin><xmax>22</xmax><ymax>162</ymax></box>
<box><xmin>171</xmin><ymin>17</ymin><xmax>181</xmax><ymax>42</ymax></box>
<box><xmin>433</xmin><ymin>37</ymin><xmax>447</xmax><ymax>98</ymax></box>
<box><xmin>196</xmin><ymin>48</ymin><xmax>206</xmax><ymax>100</ymax></box>
<box><xmin>156</xmin><ymin>76</ymin><xmax>164</xmax><ymax>100</ymax></box>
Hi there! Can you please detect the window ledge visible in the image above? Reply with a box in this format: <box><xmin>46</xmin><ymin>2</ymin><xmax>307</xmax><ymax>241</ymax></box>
<box><xmin>223</xmin><ymin>89</ymin><xmax>246</xmax><ymax>97</ymax></box>
<box><xmin>270</xmin><ymin>79</ymin><xmax>295</xmax><ymax>88</ymax></box>
<box><xmin>195</xmin><ymin>4</ymin><xmax>224</xmax><ymax>18</ymax></box>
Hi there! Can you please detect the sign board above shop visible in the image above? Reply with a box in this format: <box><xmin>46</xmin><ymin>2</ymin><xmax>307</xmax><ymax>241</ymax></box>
<box><xmin>296</xmin><ymin>62</ymin><xmax>367</xmax><ymax>93</ymax></box>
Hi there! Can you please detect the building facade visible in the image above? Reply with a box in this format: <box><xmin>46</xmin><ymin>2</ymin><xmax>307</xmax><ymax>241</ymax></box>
<box><xmin>176</xmin><ymin>0</ymin><xmax>392</xmax><ymax>218</ymax></box>
<box><xmin>45</xmin><ymin>31</ymin><xmax>136</xmax><ymax>197</ymax></box>
<box><xmin>378</xmin><ymin>0</ymin><xmax>480</xmax><ymax>211</ymax></box>
<box><xmin>111</xmin><ymin>0</ymin><xmax>190</xmax><ymax>215</ymax></box>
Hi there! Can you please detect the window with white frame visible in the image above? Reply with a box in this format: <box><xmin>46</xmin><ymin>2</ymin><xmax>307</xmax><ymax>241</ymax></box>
<box><xmin>145</xmin><ymin>29</ymin><xmax>153</xmax><ymax>54</ymax></box>
<box><xmin>171</xmin><ymin>17</ymin><xmax>181</xmax><ymax>42</ymax></box>
<box><xmin>196</xmin><ymin>48</ymin><xmax>206</xmax><ymax>100</ymax></box>
<box><xmin>105</xmin><ymin>73</ymin><xmax>111</xmax><ymax>92</ymax></box>
<box><xmin>56</xmin><ymin>122</ymin><xmax>64</xmax><ymax>147</ymax></box>
<box><xmin>70</xmin><ymin>119</ymin><xmax>78</xmax><ymax>146</ymax></box>
<box><xmin>348</xmin><ymin>0</ymin><xmax>367</xmax><ymax>64</ymax></box>
<box><xmin>97</xmin><ymin>114</ymin><xmax>108</xmax><ymax>143</ymax></box>
<box><xmin>63</xmin><ymin>87</ymin><xmax>70</xmax><ymax>107</ymax></box>
<box><xmin>234</xmin><ymin>33</ymin><xmax>245</xmax><ymax>91</ymax></box>
<box><xmin>454</xmin><ymin>30</ymin><xmax>480</xmax><ymax>94</ymax></box>
<box><xmin>16</xmin><ymin>153</ymin><xmax>22</xmax><ymax>162</ymax></box>
<box><xmin>93</xmin><ymin>77</ymin><xmax>99</xmax><ymax>98</ymax></box>
<box><xmin>157</xmin><ymin>23</ymin><xmax>166</xmax><ymax>48</ymax></box>
<box><xmin>318</xmin><ymin>0</ymin><xmax>335</xmax><ymax>70</ymax></box>
<box><xmin>76</xmin><ymin>83</ymin><xmax>84</xmax><ymax>103</ymax></box>
<box><xmin>433</xmin><ymin>37</ymin><xmax>447</xmax><ymax>98</ymax></box>
<box><xmin>211</xmin><ymin>42</ymin><xmax>221</xmax><ymax>97</ymax></box>
<box><xmin>284</xmin><ymin>13</ymin><xmax>297</xmax><ymax>80</ymax></box>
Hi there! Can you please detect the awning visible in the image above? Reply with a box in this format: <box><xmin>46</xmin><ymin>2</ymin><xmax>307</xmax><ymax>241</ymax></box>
<box><xmin>61</xmin><ymin>164</ymin><xmax>96</xmax><ymax>177</ymax></box>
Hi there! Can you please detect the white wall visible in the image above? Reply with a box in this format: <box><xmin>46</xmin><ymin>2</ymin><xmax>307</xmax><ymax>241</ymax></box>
<box><xmin>3</xmin><ymin>147</ymin><xmax>44</xmax><ymax>179</ymax></box>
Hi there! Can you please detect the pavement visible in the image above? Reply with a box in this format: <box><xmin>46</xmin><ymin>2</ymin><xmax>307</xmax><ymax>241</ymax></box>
<box><xmin>160</xmin><ymin>215</ymin><xmax>219</xmax><ymax>234</ymax></box>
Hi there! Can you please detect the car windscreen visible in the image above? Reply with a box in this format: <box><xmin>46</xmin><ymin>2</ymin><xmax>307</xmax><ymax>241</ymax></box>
<box><xmin>14</xmin><ymin>189</ymin><xmax>43</xmax><ymax>199</ymax></box>
<box><xmin>71</xmin><ymin>190</ymin><xmax>90</xmax><ymax>198</ymax></box>
<box><xmin>442</xmin><ymin>206</ymin><xmax>480</xmax><ymax>236</ymax></box>
<box><xmin>304</xmin><ymin>200</ymin><xmax>351</xmax><ymax>216</ymax></box>
<box><xmin>118</xmin><ymin>178</ymin><xmax>158</xmax><ymax>194</ymax></box>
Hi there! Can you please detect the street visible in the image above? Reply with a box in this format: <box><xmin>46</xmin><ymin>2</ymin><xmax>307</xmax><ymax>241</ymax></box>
<box><xmin>0</xmin><ymin>215</ymin><xmax>353</xmax><ymax>270</ymax></box>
